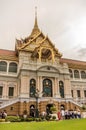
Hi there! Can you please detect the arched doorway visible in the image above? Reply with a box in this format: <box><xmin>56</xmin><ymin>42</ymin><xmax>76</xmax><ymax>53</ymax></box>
<box><xmin>30</xmin><ymin>105</ymin><xmax>35</xmax><ymax>117</ymax></box>
<box><xmin>60</xmin><ymin>104</ymin><xmax>65</xmax><ymax>110</ymax></box>
<box><xmin>46</xmin><ymin>104</ymin><xmax>55</xmax><ymax>115</ymax></box>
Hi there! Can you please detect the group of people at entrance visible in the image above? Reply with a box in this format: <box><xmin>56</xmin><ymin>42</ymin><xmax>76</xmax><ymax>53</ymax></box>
<box><xmin>30</xmin><ymin>104</ymin><xmax>81</xmax><ymax>120</ymax></box>
<box><xmin>0</xmin><ymin>110</ymin><xmax>7</xmax><ymax>119</ymax></box>
<box><xmin>57</xmin><ymin>109</ymin><xmax>81</xmax><ymax>120</ymax></box>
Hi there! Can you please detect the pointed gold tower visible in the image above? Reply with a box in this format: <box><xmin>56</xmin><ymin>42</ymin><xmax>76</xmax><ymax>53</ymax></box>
<box><xmin>34</xmin><ymin>6</ymin><xmax>38</xmax><ymax>29</ymax></box>
<box><xmin>30</xmin><ymin>7</ymin><xmax>40</xmax><ymax>38</ymax></box>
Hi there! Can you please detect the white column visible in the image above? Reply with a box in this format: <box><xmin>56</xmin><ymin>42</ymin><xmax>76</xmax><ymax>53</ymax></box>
<box><xmin>37</xmin><ymin>76</ymin><xmax>40</xmax><ymax>90</ymax></box>
<box><xmin>54</xmin><ymin>78</ymin><xmax>60</xmax><ymax>98</ymax></box>
<box><xmin>39</xmin><ymin>76</ymin><xmax>42</xmax><ymax>97</ymax></box>
<box><xmin>20</xmin><ymin>76</ymin><xmax>29</xmax><ymax>98</ymax></box>
<box><xmin>64</xmin><ymin>78</ymin><xmax>72</xmax><ymax>99</ymax></box>
<box><xmin>73</xmin><ymin>88</ymin><xmax>77</xmax><ymax>100</ymax></box>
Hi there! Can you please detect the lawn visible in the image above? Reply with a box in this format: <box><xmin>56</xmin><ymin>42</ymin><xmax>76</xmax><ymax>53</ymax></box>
<box><xmin>0</xmin><ymin>119</ymin><xmax>86</xmax><ymax>130</ymax></box>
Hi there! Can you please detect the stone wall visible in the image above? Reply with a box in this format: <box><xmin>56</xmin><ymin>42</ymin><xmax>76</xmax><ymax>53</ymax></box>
<box><xmin>0</xmin><ymin>100</ymin><xmax>81</xmax><ymax>116</ymax></box>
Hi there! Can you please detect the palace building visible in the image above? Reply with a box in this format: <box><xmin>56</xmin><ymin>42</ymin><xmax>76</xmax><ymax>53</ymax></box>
<box><xmin>0</xmin><ymin>10</ymin><xmax>86</xmax><ymax>116</ymax></box>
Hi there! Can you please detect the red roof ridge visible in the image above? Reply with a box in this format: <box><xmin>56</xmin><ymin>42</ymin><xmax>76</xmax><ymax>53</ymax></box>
<box><xmin>0</xmin><ymin>49</ymin><xmax>16</xmax><ymax>56</ymax></box>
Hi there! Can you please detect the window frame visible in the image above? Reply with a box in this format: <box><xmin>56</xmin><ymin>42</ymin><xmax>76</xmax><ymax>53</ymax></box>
<box><xmin>8</xmin><ymin>87</ymin><xmax>14</xmax><ymax>97</ymax></box>
<box><xmin>9</xmin><ymin>62</ymin><xmax>17</xmax><ymax>73</ymax></box>
<box><xmin>0</xmin><ymin>61</ymin><xmax>7</xmax><ymax>72</ymax></box>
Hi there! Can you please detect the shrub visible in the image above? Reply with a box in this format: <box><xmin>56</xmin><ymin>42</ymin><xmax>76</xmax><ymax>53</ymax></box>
<box><xmin>35</xmin><ymin>118</ymin><xmax>42</xmax><ymax>122</ymax></box>
<box><xmin>46</xmin><ymin>115</ymin><xmax>51</xmax><ymax>121</ymax></box>
<box><xmin>20</xmin><ymin>117</ymin><xmax>25</xmax><ymax>122</ymax></box>
<box><xmin>0</xmin><ymin>119</ymin><xmax>5</xmax><ymax>122</ymax></box>
<box><xmin>52</xmin><ymin>116</ymin><xmax>56</xmax><ymax>120</ymax></box>
<box><xmin>82</xmin><ymin>105</ymin><xmax>86</xmax><ymax>110</ymax></box>
<box><xmin>26</xmin><ymin>118</ymin><xmax>34</xmax><ymax>122</ymax></box>
<box><xmin>5</xmin><ymin>116</ymin><xmax>21</xmax><ymax>122</ymax></box>
<box><xmin>50</xmin><ymin>106</ymin><xmax>57</xmax><ymax>112</ymax></box>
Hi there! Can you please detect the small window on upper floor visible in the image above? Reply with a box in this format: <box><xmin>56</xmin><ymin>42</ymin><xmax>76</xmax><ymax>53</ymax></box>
<box><xmin>74</xmin><ymin>70</ymin><xmax>80</xmax><ymax>78</ymax></box>
<box><xmin>69</xmin><ymin>69</ymin><xmax>73</xmax><ymax>78</ymax></box>
<box><xmin>81</xmin><ymin>71</ymin><xmax>86</xmax><ymax>79</ymax></box>
<box><xmin>8</xmin><ymin>87</ymin><xmax>14</xmax><ymax>97</ymax></box>
<box><xmin>0</xmin><ymin>86</ymin><xmax>3</xmax><ymax>97</ymax></box>
<box><xmin>0</xmin><ymin>61</ymin><xmax>7</xmax><ymax>72</ymax></box>
<box><xmin>84</xmin><ymin>90</ymin><xmax>86</xmax><ymax>98</ymax></box>
<box><xmin>9</xmin><ymin>62</ymin><xmax>17</xmax><ymax>73</ymax></box>
<box><xmin>71</xmin><ymin>90</ymin><xmax>73</xmax><ymax>97</ymax></box>
<box><xmin>77</xmin><ymin>90</ymin><xmax>81</xmax><ymax>98</ymax></box>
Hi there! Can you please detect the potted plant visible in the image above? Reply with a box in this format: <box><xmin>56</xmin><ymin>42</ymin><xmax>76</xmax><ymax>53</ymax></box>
<box><xmin>50</xmin><ymin>106</ymin><xmax>57</xmax><ymax>114</ymax></box>
<box><xmin>23</xmin><ymin>110</ymin><xmax>27</xmax><ymax>119</ymax></box>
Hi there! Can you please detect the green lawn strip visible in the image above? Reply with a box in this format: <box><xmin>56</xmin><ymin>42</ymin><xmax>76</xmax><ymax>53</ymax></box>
<box><xmin>0</xmin><ymin>119</ymin><xmax>86</xmax><ymax>130</ymax></box>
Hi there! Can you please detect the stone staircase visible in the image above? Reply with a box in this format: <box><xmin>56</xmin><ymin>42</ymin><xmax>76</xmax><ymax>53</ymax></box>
<box><xmin>0</xmin><ymin>98</ymin><xmax>19</xmax><ymax>109</ymax></box>
<box><xmin>55</xmin><ymin>98</ymin><xmax>83</xmax><ymax>108</ymax></box>
<box><xmin>69</xmin><ymin>99</ymin><xmax>83</xmax><ymax>108</ymax></box>
<box><xmin>0</xmin><ymin>97</ymin><xmax>83</xmax><ymax>110</ymax></box>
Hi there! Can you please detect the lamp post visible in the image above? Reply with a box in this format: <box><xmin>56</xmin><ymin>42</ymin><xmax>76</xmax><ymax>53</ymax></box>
<box><xmin>31</xmin><ymin>88</ymin><xmax>43</xmax><ymax>118</ymax></box>
<box><xmin>34</xmin><ymin>89</ymin><xmax>41</xmax><ymax>118</ymax></box>
<box><xmin>35</xmin><ymin>94</ymin><xmax>39</xmax><ymax>118</ymax></box>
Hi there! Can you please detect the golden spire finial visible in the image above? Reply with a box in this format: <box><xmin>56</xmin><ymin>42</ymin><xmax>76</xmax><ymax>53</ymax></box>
<box><xmin>30</xmin><ymin>6</ymin><xmax>40</xmax><ymax>37</ymax></box>
<box><xmin>34</xmin><ymin>6</ymin><xmax>38</xmax><ymax>28</ymax></box>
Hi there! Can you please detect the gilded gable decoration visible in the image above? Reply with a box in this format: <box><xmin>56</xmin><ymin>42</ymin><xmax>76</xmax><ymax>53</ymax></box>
<box><xmin>15</xmin><ymin>7</ymin><xmax>62</xmax><ymax>63</ymax></box>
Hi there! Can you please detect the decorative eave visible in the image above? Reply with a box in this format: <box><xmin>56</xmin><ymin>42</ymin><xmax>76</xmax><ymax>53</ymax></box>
<box><xmin>44</xmin><ymin>36</ymin><xmax>62</xmax><ymax>58</ymax></box>
<box><xmin>0</xmin><ymin>56</ymin><xmax>18</xmax><ymax>61</ymax></box>
<box><xmin>68</xmin><ymin>64</ymin><xmax>86</xmax><ymax>70</ymax></box>
<box><xmin>18</xmin><ymin>32</ymin><xmax>43</xmax><ymax>50</ymax></box>
<box><xmin>60</xmin><ymin>58</ymin><xmax>86</xmax><ymax>70</ymax></box>
<box><xmin>34</xmin><ymin>36</ymin><xmax>62</xmax><ymax>58</ymax></box>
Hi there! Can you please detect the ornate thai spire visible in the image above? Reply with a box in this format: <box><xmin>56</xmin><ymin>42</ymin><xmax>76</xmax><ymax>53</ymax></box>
<box><xmin>30</xmin><ymin>6</ymin><xmax>40</xmax><ymax>37</ymax></box>
<box><xmin>34</xmin><ymin>6</ymin><xmax>38</xmax><ymax>29</ymax></box>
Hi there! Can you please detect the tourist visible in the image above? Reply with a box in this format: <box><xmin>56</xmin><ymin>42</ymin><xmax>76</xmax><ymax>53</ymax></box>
<box><xmin>57</xmin><ymin>111</ymin><xmax>61</xmax><ymax>120</ymax></box>
<box><xmin>61</xmin><ymin>109</ymin><xmax>65</xmax><ymax>120</ymax></box>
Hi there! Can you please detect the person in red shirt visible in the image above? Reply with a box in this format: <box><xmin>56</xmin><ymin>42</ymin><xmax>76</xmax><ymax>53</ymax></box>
<box><xmin>57</xmin><ymin>111</ymin><xmax>61</xmax><ymax>120</ymax></box>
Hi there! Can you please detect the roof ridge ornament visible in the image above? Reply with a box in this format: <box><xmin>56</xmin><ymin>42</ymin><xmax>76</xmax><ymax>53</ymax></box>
<box><xmin>34</xmin><ymin>6</ymin><xmax>38</xmax><ymax>29</ymax></box>
<box><xmin>30</xmin><ymin>6</ymin><xmax>40</xmax><ymax>37</ymax></box>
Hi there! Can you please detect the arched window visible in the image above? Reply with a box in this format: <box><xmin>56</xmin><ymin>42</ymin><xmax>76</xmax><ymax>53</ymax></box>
<box><xmin>59</xmin><ymin>81</ymin><xmax>64</xmax><ymax>98</ymax></box>
<box><xmin>69</xmin><ymin>69</ymin><xmax>73</xmax><ymax>78</ymax></box>
<box><xmin>81</xmin><ymin>71</ymin><xmax>86</xmax><ymax>79</ymax></box>
<box><xmin>9</xmin><ymin>62</ymin><xmax>17</xmax><ymax>73</ymax></box>
<box><xmin>0</xmin><ymin>61</ymin><xmax>7</xmax><ymax>72</ymax></box>
<box><xmin>74</xmin><ymin>70</ymin><xmax>80</xmax><ymax>78</ymax></box>
<box><xmin>30</xmin><ymin>79</ymin><xmax>36</xmax><ymax>97</ymax></box>
<box><xmin>43</xmin><ymin>79</ymin><xmax>52</xmax><ymax>97</ymax></box>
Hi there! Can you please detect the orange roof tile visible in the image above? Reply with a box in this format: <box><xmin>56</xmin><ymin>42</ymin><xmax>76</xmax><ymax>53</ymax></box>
<box><xmin>0</xmin><ymin>49</ymin><xmax>18</xmax><ymax>61</ymax></box>
<box><xmin>60</xmin><ymin>58</ymin><xmax>86</xmax><ymax>65</ymax></box>
<box><xmin>0</xmin><ymin>49</ymin><xmax>16</xmax><ymax>56</ymax></box>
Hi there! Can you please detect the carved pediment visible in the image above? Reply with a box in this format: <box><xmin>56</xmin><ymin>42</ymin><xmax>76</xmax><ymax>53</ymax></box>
<box><xmin>31</xmin><ymin>36</ymin><xmax>62</xmax><ymax>60</ymax></box>
<box><xmin>16</xmin><ymin>32</ymin><xmax>45</xmax><ymax>51</ymax></box>
<box><xmin>41</xmin><ymin>39</ymin><xmax>51</xmax><ymax>48</ymax></box>
<box><xmin>37</xmin><ymin>66</ymin><xmax>60</xmax><ymax>73</ymax></box>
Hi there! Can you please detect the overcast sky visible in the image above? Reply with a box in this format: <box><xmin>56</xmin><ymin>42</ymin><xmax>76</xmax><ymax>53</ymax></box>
<box><xmin>0</xmin><ymin>0</ymin><xmax>86</xmax><ymax>61</ymax></box>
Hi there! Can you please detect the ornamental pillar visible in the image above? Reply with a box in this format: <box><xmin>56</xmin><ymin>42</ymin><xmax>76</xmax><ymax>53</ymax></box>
<box><xmin>64</xmin><ymin>78</ymin><xmax>72</xmax><ymax>99</ymax></box>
